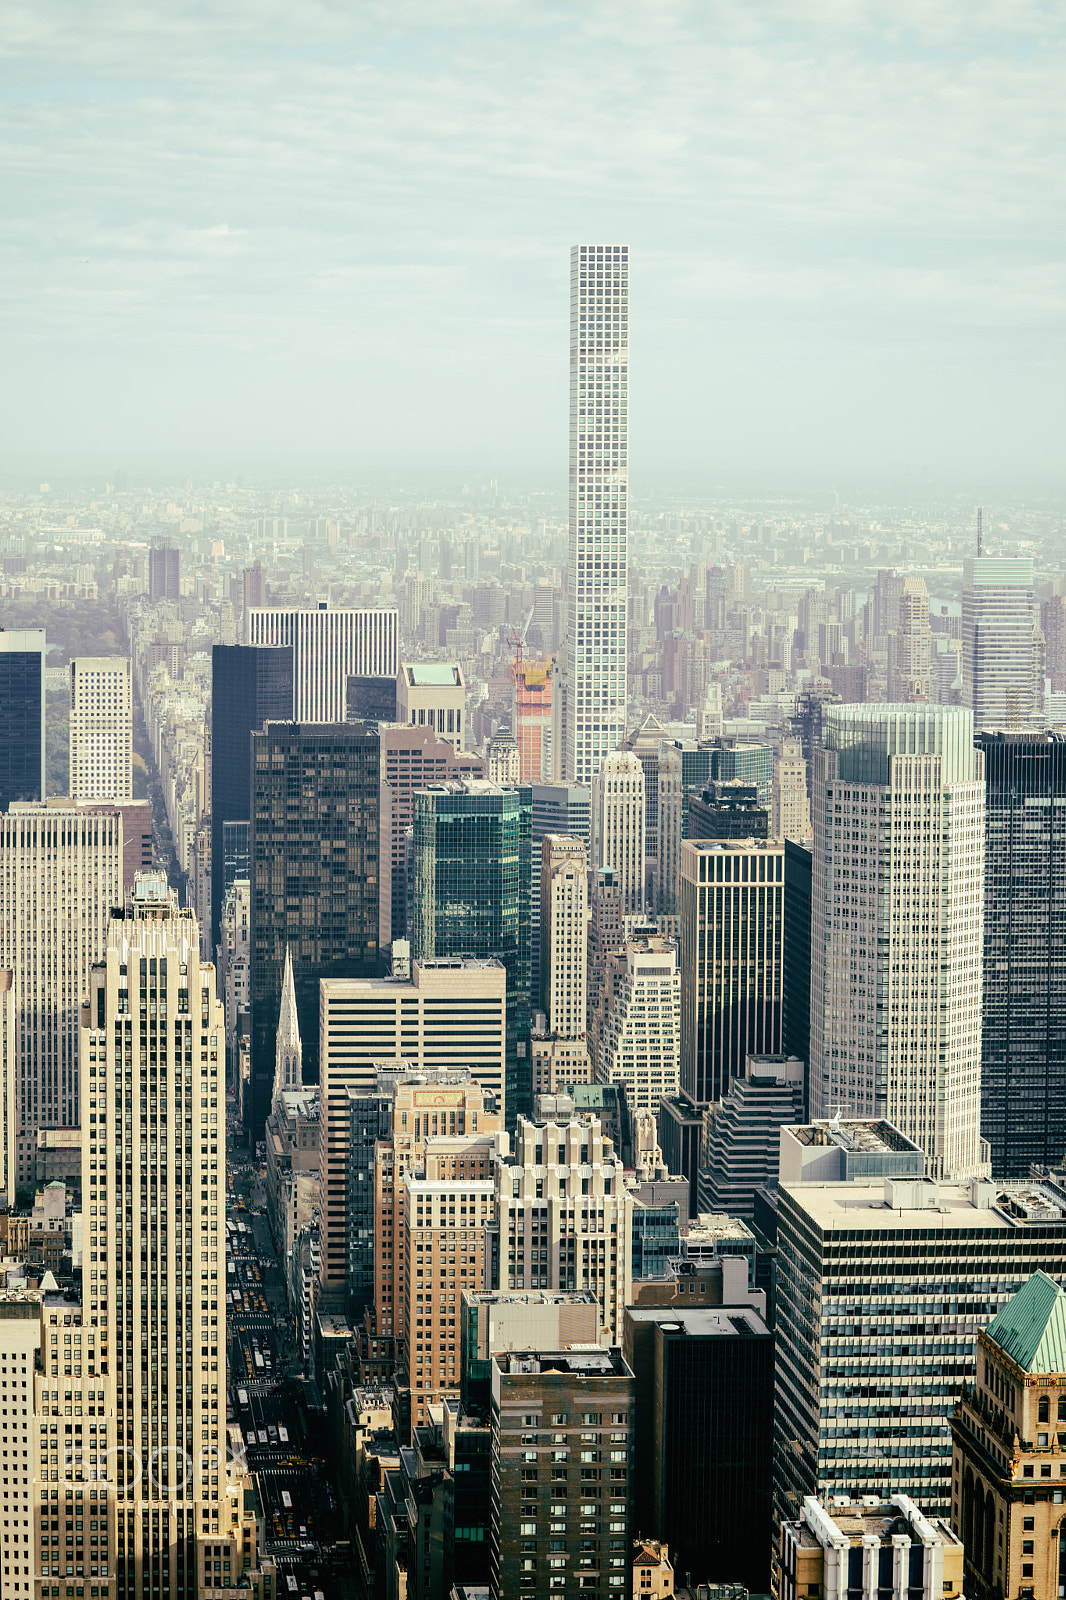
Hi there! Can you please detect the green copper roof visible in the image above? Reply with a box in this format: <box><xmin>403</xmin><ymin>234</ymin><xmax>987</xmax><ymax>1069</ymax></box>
<box><xmin>985</xmin><ymin>1271</ymin><xmax>1066</xmax><ymax>1374</ymax></box>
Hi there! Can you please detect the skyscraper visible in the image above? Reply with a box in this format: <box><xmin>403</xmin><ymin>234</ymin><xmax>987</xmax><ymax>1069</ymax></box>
<box><xmin>593</xmin><ymin>748</ymin><xmax>645</xmax><ymax>915</ymax></box>
<box><xmin>379</xmin><ymin>725</ymin><xmax>483</xmax><ymax>945</ymax></box>
<box><xmin>512</xmin><ymin>656</ymin><xmax>552</xmax><ymax>782</ymax></box>
<box><xmin>562</xmin><ymin>244</ymin><xmax>629</xmax><ymax>786</ymax></box>
<box><xmin>530</xmin><ymin>782</ymin><xmax>591</xmax><ymax>1005</ymax></box>
<box><xmin>539</xmin><ymin>834</ymin><xmax>588</xmax><ymax>1034</ymax></box>
<box><xmin>888</xmin><ymin>575</ymin><xmax>933</xmax><ymax>702</ymax></box>
<box><xmin>679</xmin><ymin>839</ymin><xmax>784</xmax><ymax>1107</ymax></box>
<box><xmin>249</xmin><ymin>721</ymin><xmax>381</xmax><ymax>1140</ymax></box>
<box><xmin>0</xmin><ymin>628</ymin><xmax>45</xmax><ymax>810</ymax></box>
<box><xmin>412</xmin><ymin>780</ymin><xmax>531</xmax><ymax>1129</ymax></box>
<box><xmin>318</xmin><ymin>963</ymin><xmax>505</xmax><ymax>1299</ymax></box>
<box><xmin>210</xmin><ymin>643</ymin><xmax>294</xmax><ymax>952</ymax></box>
<box><xmin>148</xmin><ymin>538</ymin><xmax>180</xmax><ymax>601</ymax></box>
<box><xmin>246</xmin><ymin>604</ymin><xmax>398</xmax><ymax>722</ymax></box>
<box><xmin>83</xmin><ymin>872</ymin><xmax>227</xmax><ymax>1592</ymax></box>
<box><xmin>0</xmin><ymin>802</ymin><xmax>122</xmax><ymax>1188</ymax></box>
<box><xmin>772</xmin><ymin>739</ymin><xmax>812</xmax><ymax>842</ymax></box>
<box><xmin>773</xmin><ymin>1178</ymin><xmax>1066</xmax><ymax>1542</ymax></box>
<box><xmin>69</xmin><ymin>655</ymin><xmax>133</xmax><ymax>801</ymax></box>
<box><xmin>624</xmin><ymin>1304</ymin><xmax>774</xmax><ymax>1593</ymax></box>
<box><xmin>963</xmin><ymin>556</ymin><xmax>1042</xmax><ymax>731</ymax></box>
<box><xmin>592</xmin><ymin>933</ymin><xmax>680</xmax><ymax>1119</ymax></box>
<box><xmin>977</xmin><ymin>732</ymin><xmax>1066</xmax><ymax>1176</ymax></box>
<box><xmin>810</xmin><ymin>704</ymin><xmax>985</xmax><ymax>1178</ymax></box>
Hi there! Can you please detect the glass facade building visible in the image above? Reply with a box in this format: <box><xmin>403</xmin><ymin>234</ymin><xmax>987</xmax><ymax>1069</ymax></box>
<box><xmin>0</xmin><ymin>630</ymin><xmax>45</xmax><ymax>811</ymax></box>
<box><xmin>679</xmin><ymin>839</ymin><xmax>785</xmax><ymax>1107</ymax></box>
<box><xmin>249</xmin><ymin>721</ymin><xmax>381</xmax><ymax>1142</ymax></box>
<box><xmin>412</xmin><ymin>781</ymin><xmax>532</xmax><ymax>1130</ymax></box>
<box><xmin>783</xmin><ymin>839</ymin><xmax>812</xmax><ymax>1087</ymax></box>
<box><xmin>346</xmin><ymin>1087</ymin><xmax>392</xmax><ymax>1320</ymax></box>
<box><xmin>210</xmin><ymin>643</ymin><xmax>294</xmax><ymax>951</ymax></box>
<box><xmin>977</xmin><ymin>732</ymin><xmax>1066</xmax><ymax>1176</ymax></box>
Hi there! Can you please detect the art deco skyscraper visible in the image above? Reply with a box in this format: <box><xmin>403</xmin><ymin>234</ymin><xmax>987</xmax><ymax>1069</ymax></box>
<box><xmin>810</xmin><ymin>705</ymin><xmax>986</xmax><ymax>1178</ymax></box>
<box><xmin>69</xmin><ymin>656</ymin><xmax>134</xmax><ymax>801</ymax></box>
<box><xmin>593</xmin><ymin>747</ymin><xmax>644</xmax><ymax>915</ymax></box>
<box><xmin>539</xmin><ymin>833</ymin><xmax>588</xmax><ymax>1036</ymax></box>
<box><xmin>83</xmin><ymin>873</ymin><xmax>227</xmax><ymax>1594</ymax></box>
<box><xmin>562</xmin><ymin>244</ymin><xmax>629</xmax><ymax>786</ymax></box>
<box><xmin>963</xmin><ymin>556</ymin><xmax>1042</xmax><ymax>730</ymax></box>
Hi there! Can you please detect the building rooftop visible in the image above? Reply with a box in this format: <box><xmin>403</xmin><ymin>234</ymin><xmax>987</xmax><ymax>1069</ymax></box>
<box><xmin>404</xmin><ymin>663</ymin><xmax>462</xmax><ymax>687</ymax></box>
<box><xmin>494</xmin><ymin>1348</ymin><xmax>630</xmax><ymax>1378</ymax></box>
<box><xmin>984</xmin><ymin>1270</ymin><xmax>1066</xmax><ymax>1374</ymax></box>
<box><xmin>785</xmin><ymin>1119</ymin><xmax>922</xmax><ymax>1156</ymax></box>
<box><xmin>782</xmin><ymin>1178</ymin><xmax>1066</xmax><ymax>1231</ymax></box>
<box><xmin>792</xmin><ymin>1494</ymin><xmax>961</xmax><ymax>1552</ymax></box>
<box><xmin>624</xmin><ymin>1306</ymin><xmax>770</xmax><ymax>1338</ymax></box>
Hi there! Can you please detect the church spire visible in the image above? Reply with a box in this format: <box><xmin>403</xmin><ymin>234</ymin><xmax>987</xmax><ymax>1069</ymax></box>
<box><xmin>272</xmin><ymin>946</ymin><xmax>303</xmax><ymax>1117</ymax></box>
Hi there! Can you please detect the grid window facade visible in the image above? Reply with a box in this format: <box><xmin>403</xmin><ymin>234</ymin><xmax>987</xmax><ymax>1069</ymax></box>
<box><xmin>563</xmin><ymin>244</ymin><xmax>629</xmax><ymax>788</ymax></box>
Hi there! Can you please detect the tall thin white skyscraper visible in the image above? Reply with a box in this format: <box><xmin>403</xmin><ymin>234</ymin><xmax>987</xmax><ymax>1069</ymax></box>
<box><xmin>962</xmin><ymin>556</ymin><xmax>1041</xmax><ymax>730</ymax></box>
<box><xmin>562</xmin><ymin>244</ymin><xmax>628</xmax><ymax>786</ymax></box>
<box><xmin>810</xmin><ymin>705</ymin><xmax>986</xmax><ymax>1178</ymax></box>
<box><xmin>246</xmin><ymin>605</ymin><xmax>398</xmax><ymax>721</ymax></box>
<box><xmin>69</xmin><ymin>655</ymin><xmax>134</xmax><ymax>800</ymax></box>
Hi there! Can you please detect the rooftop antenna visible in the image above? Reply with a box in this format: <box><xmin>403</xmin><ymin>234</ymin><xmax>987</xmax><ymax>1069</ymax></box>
<box><xmin>977</xmin><ymin>506</ymin><xmax>983</xmax><ymax>558</ymax></box>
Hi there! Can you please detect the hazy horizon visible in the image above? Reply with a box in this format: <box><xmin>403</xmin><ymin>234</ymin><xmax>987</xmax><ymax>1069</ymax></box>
<box><xmin>4</xmin><ymin>1</ymin><xmax>1065</xmax><ymax>491</ymax></box>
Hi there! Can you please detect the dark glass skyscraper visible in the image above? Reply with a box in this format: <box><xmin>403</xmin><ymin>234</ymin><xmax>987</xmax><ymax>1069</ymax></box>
<box><xmin>0</xmin><ymin>630</ymin><xmax>45</xmax><ymax>810</ymax></box>
<box><xmin>978</xmin><ymin>732</ymin><xmax>1066</xmax><ymax>1176</ymax></box>
<box><xmin>249</xmin><ymin>721</ymin><xmax>381</xmax><ymax>1142</ymax></box>
<box><xmin>210</xmin><ymin>643</ymin><xmax>293</xmax><ymax>951</ymax></box>
<box><xmin>411</xmin><ymin>780</ymin><xmax>531</xmax><ymax>1129</ymax></box>
<box><xmin>148</xmin><ymin>538</ymin><xmax>180</xmax><ymax>601</ymax></box>
<box><xmin>783</xmin><ymin>838</ymin><xmax>812</xmax><ymax>1107</ymax></box>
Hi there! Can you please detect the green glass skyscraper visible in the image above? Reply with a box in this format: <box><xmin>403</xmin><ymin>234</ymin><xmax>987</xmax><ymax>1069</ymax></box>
<box><xmin>412</xmin><ymin>780</ymin><xmax>532</xmax><ymax>1129</ymax></box>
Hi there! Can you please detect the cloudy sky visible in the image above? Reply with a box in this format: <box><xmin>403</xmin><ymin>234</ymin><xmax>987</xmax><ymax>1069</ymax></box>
<box><xmin>3</xmin><ymin>0</ymin><xmax>1065</xmax><ymax>492</ymax></box>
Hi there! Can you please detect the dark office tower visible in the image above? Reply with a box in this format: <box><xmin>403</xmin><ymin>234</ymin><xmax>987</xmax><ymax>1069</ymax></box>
<box><xmin>412</xmin><ymin>780</ymin><xmax>531</xmax><ymax>1130</ymax></box>
<box><xmin>0</xmin><ymin>630</ymin><xmax>45</xmax><ymax>809</ymax></box>
<box><xmin>346</xmin><ymin>1087</ymin><xmax>392</xmax><ymax>1320</ymax></box>
<box><xmin>687</xmin><ymin>780</ymin><xmax>769</xmax><ymax>841</ymax></box>
<box><xmin>783</xmin><ymin>839</ymin><xmax>812</xmax><ymax>1098</ymax></box>
<box><xmin>978</xmin><ymin>732</ymin><xmax>1066</xmax><ymax>1176</ymax></box>
<box><xmin>624</xmin><ymin>1306</ymin><xmax>774</xmax><ymax>1593</ymax></box>
<box><xmin>249</xmin><ymin>721</ymin><xmax>381</xmax><ymax>1141</ymax></box>
<box><xmin>210</xmin><ymin>644</ymin><xmax>293</xmax><ymax>952</ymax></box>
<box><xmin>345</xmin><ymin>673</ymin><xmax>398</xmax><ymax>724</ymax></box>
<box><xmin>679</xmin><ymin>839</ymin><xmax>784</xmax><ymax>1107</ymax></box>
<box><xmin>148</xmin><ymin>538</ymin><xmax>180</xmax><ymax>601</ymax></box>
